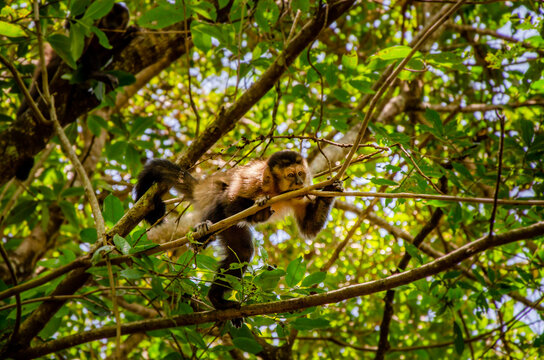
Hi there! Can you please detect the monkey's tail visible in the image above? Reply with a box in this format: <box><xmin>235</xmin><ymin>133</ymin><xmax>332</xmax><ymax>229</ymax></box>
<box><xmin>134</xmin><ymin>159</ymin><xmax>197</xmax><ymax>224</ymax></box>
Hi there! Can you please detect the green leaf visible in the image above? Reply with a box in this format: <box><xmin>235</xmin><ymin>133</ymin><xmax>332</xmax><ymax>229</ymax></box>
<box><xmin>87</xmin><ymin>114</ymin><xmax>106</xmax><ymax>136</ymax></box>
<box><xmin>533</xmin><ymin>332</ymin><xmax>544</xmax><ymax>347</ymax></box>
<box><xmin>301</xmin><ymin>272</ymin><xmax>326</xmax><ymax>287</ymax></box>
<box><xmin>424</xmin><ymin>108</ymin><xmax>443</xmax><ymax>137</ymax></box>
<box><xmin>232</xmin><ymin>337</ymin><xmax>263</xmax><ymax>354</ymax></box>
<box><xmin>6</xmin><ymin>200</ymin><xmax>38</xmax><ymax>226</ymax></box>
<box><xmin>374</xmin><ymin>45</ymin><xmax>413</xmax><ymax>60</ymax></box>
<box><xmin>138</xmin><ymin>5</ymin><xmax>188</xmax><ymax>30</ymax></box>
<box><xmin>38</xmin><ymin>314</ymin><xmax>62</xmax><ymax>339</ymax></box>
<box><xmin>255</xmin><ymin>0</ymin><xmax>279</xmax><ymax>32</ymax></box>
<box><xmin>370</xmin><ymin>178</ymin><xmax>398</xmax><ymax>186</ymax></box>
<box><xmin>291</xmin><ymin>317</ymin><xmax>330</xmax><ymax>331</ymax></box>
<box><xmin>83</xmin><ymin>0</ymin><xmax>114</xmax><ymax>20</ymax></box>
<box><xmin>106</xmin><ymin>70</ymin><xmax>135</xmax><ymax>87</ymax></box>
<box><xmin>286</xmin><ymin>257</ymin><xmax>306</xmax><ymax>287</ymax></box>
<box><xmin>254</xmin><ymin>268</ymin><xmax>285</xmax><ymax>291</ymax></box>
<box><xmin>471</xmin><ymin>267</ymin><xmax>488</xmax><ymax>286</ymax></box>
<box><xmin>426</xmin><ymin>52</ymin><xmax>465</xmax><ymax>71</ymax></box>
<box><xmin>151</xmin><ymin>277</ymin><xmax>167</xmax><ymax>298</ymax></box>
<box><xmin>80</xmin><ymin>228</ymin><xmax>98</xmax><ymax>244</ymax></box>
<box><xmin>91</xmin><ymin>245</ymin><xmax>113</xmax><ymax>263</ymax></box>
<box><xmin>113</xmin><ymin>234</ymin><xmax>131</xmax><ymax>255</ymax></box>
<box><xmin>451</xmin><ymin>162</ymin><xmax>474</xmax><ymax>181</ymax></box>
<box><xmin>332</xmin><ymin>88</ymin><xmax>351</xmax><ymax>103</ymax></box>
<box><xmin>81</xmin><ymin>296</ymin><xmax>109</xmax><ymax>316</ymax></box>
<box><xmin>518</xmin><ymin>119</ymin><xmax>534</xmax><ymax>146</ymax></box>
<box><xmin>47</xmin><ymin>34</ymin><xmax>77</xmax><ymax>69</ymax></box>
<box><xmin>59</xmin><ymin>200</ymin><xmax>79</xmax><ymax>227</ymax></box>
<box><xmin>193</xmin><ymin>22</ymin><xmax>227</xmax><ymax>45</ymax></box>
<box><xmin>191</xmin><ymin>21</ymin><xmax>212</xmax><ymax>52</ymax></box>
<box><xmin>131</xmin><ymin>116</ymin><xmax>156</xmax><ymax>137</ymax></box>
<box><xmin>405</xmin><ymin>244</ymin><xmax>423</xmax><ymax>264</ymax></box>
<box><xmin>90</xmin><ymin>25</ymin><xmax>112</xmax><ymax>49</ymax></box>
<box><xmin>125</xmin><ymin>144</ymin><xmax>140</xmax><ymax>173</ymax></box>
<box><xmin>191</xmin><ymin>1</ymin><xmax>217</xmax><ymax>22</ymax></box>
<box><xmin>453</xmin><ymin>321</ymin><xmax>464</xmax><ymax>355</ymax></box>
<box><xmin>120</xmin><ymin>268</ymin><xmax>144</xmax><ymax>280</ymax></box>
<box><xmin>0</xmin><ymin>21</ymin><xmax>26</xmax><ymax>37</ymax></box>
<box><xmin>103</xmin><ymin>194</ymin><xmax>124</xmax><ymax>224</ymax></box>
<box><xmin>61</xmin><ymin>249</ymin><xmax>76</xmax><ymax>264</ymax></box>
<box><xmin>69</xmin><ymin>23</ymin><xmax>86</xmax><ymax>61</ymax></box>
<box><xmin>196</xmin><ymin>254</ymin><xmax>218</xmax><ymax>270</ymax></box>
<box><xmin>61</xmin><ymin>187</ymin><xmax>85</xmax><ymax>197</ymax></box>
<box><xmin>162</xmin><ymin>353</ymin><xmax>183</xmax><ymax>360</ymax></box>
<box><xmin>70</xmin><ymin>0</ymin><xmax>91</xmax><ymax>17</ymax></box>
<box><xmin>342</xmin><ymin>50</ymin><xmax>358</xmax><ymax>72</ymax></box>
<box><xmin>106</xmin><ymin>141</ymin><xmax>127</xmax><ymax>162</ymax></box>
<box><xmin>292</xmin><ymin>0</ymin><xmax>310</xmax><ymax>12</ymax></box>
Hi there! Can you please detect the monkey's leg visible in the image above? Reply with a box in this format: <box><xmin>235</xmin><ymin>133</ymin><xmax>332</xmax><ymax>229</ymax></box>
<box><xmin>208</xmin><ymin>225</ymin><xmax>254</xmax><ymax>327</ymax></box>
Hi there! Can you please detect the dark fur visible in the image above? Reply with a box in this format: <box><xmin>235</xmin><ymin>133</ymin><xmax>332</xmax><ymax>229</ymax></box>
<box><xmin>134</xmin><ymin>151</ymin><xmax>342</xmax><ymax>326</ymax></box>
<box><xmin>135</xmin><ymin>159</ymin><xmax>196</xmax><ymax>224</ymax></box>
<box><xmin>15</xmin><ymin>156</ymin><xmax>34</xmax><ymax>181</ymax></box>
<box><xmin>17</xmin><ymin>3</ymin><xmax>135</xmax><ymax>117</ymax></box>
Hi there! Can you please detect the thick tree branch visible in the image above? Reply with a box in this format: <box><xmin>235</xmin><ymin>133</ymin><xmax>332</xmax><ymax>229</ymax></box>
<box><xmin>334</xmin><ymin>203</ymin><xmax>544</xmax><ymax>313</ymax></box>
<box><xmin>12</xmin><ymin>219</ymin><xmax>544</xmax><ymax>358</ymax></box>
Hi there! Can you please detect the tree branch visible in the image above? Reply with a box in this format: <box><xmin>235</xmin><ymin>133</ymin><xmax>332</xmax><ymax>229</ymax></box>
<box><xmin>5</xmin><ymin>0</ymin><xmax>357</xmax><ymax>350</ymax></box>
<box><xmin>12</xmin><ymin>219</ymin><xmax>544</xmax><ymax>358</ymax></box>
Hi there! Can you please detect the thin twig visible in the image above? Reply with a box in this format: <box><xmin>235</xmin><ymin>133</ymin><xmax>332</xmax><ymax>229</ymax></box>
<box><xmin>310</xmin><ymin>190</ymin><xmax>544</xmax><ymax>206</ymax></box>
<box><xmin>183</xmin><ymin>2</ymin><xmax>200</xmax><ymax>136</ymax></box>
<box><xmin>397</xmin><ymin>144</ymin><xmax>444</xmax><ymax>194</ymax></box>
<box><xmin>0</xmin><ymin>54</ymin><xmax>49</xmax><ymax>124</ymax></box>
<box><xmin>33</xmin><ymin>0</ymin><xmax>115</xmax><ymax>352</ymax></box>
<box><xmin>488</xmin><ymin>111</ymin><xmax>505</xmax><ymax>239</ymax></box>
<box><xmin>0</xmin><ymin>233</ymin><xmax>21</xmax><ymax>347</ymax></box>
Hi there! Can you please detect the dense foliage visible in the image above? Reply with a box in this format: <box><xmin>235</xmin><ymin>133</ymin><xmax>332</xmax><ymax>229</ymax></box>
<box><xmin>1</xmin><ymin>0</ymin><xmax>544</xmax><ymax>358</ymax></box>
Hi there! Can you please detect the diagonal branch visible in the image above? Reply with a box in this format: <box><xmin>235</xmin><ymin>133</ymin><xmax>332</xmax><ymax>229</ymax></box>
<box><xmin>5</xmin><ymin>0</ymin><xmax>356</xmax><ymax>351</ymax></box>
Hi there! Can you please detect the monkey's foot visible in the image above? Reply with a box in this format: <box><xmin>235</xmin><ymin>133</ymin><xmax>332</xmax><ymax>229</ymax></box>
<box><xmin>195</xmin><ymin>220</ymin><xmax>213</xmax><ymax>238</ymax></box>
<box><xmin>230</xmin><ymin>317</ymin><xmax>244</xmax><ymax>328</ymax></box>
<box><xmin>190</xmin><ymin>220</ymin><xmax>215</xmax><ymax>250</ymax></box>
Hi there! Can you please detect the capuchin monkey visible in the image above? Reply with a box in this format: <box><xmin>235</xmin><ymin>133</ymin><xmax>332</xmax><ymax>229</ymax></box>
<box><xmin>135</xmin><ymin>151</ymin><xmax>343</xmax><ymax>326</ymax></box>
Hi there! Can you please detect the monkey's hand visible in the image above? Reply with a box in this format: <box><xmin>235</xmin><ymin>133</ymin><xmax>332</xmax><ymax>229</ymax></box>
<box><xmin>323</xmin><ymin>179</ymin><xmax>344</xmax><ymax>193</ymax></box>
<box><xmin>255</xmin><ymin>194</ymin><xmax>270</xmax><ymax>207</ymax></box>
<box><xmin>191</xmin><ymin>220</ymin><xmax>215</xmax><ymax>251</ymax></box>
<box><xmin>246</xmin><ymin>195</ymin><xmax>274</xmax><ymax>223</ymax></box>
<box><xmin>248</xmin><ymin>207</ymin><xmax>274</xmax><ymax>223</ymax></box>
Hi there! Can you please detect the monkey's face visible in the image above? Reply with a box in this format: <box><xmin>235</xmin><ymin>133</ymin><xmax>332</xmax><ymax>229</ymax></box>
<box><xmin>271</xmin><ymin>163</ymin><xmax>309</xmax><ymax>193</ymax></box>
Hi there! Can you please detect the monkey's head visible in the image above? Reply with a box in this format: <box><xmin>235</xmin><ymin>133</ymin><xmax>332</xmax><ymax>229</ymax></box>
<box><xmin>265</xmin><ymin>151</ymin><xmax>310</xmax><ymax>194</ymax></box>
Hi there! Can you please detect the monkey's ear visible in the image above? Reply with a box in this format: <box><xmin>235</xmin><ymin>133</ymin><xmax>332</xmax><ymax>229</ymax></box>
<box><xmin>262</xmin><ymin>166</ymin><xmax>273</xmax><ymax>193</ymax></box>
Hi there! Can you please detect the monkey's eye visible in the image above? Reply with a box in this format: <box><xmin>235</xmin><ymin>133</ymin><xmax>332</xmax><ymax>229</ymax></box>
<box><xmin>288</xmin><ymin>173</ymin><xmax>295</xmax><ymax>177</ymax></box>
<box><xmin>298</xmin><ymin>171</ymin><xmax>304</xmax><ymax>177</ymax></box>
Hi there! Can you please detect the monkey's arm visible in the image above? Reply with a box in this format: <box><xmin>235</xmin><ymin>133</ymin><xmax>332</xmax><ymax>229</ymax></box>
<box><xmin>294</xmin><ymin>180</ymin><xmax>343</xmax><ymax>238</ymax></box>
<box><xmin>225</xmin><ymin>196</ymin><xmax>274</xmax><ymax>224</ymax></box>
